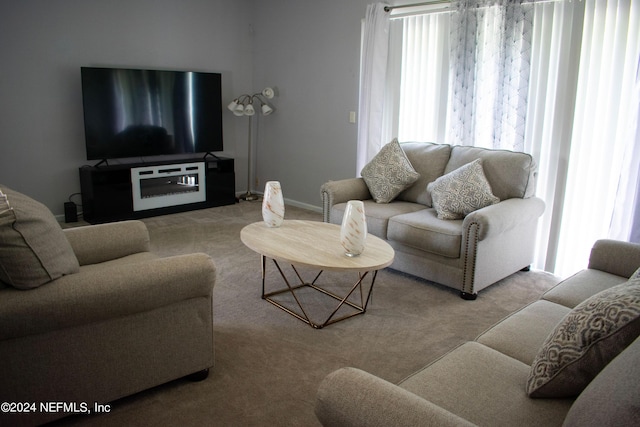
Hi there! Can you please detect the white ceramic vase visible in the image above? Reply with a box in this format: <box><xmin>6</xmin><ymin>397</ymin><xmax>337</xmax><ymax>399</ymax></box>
<box><xmin>340</xmin><ymin>200</ymin><xmax>367</xmax><ymax>257</ymax></box>
<box><xmin>262</xmin><ymin>181</ymin><xmax>285</xmax><ymax>227</ymax></box>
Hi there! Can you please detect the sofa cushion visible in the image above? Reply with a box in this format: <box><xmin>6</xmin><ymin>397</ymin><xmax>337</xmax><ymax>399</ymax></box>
<box><xmin>445</xmin><ymin>145</ymin><xmax>537</xmax><ymax>200</ymax></box>
<box><xmin>387</xmin><ymin>209</ymin><xmax>462</xmax><ymax>258</ymax></box>
<box><xmin>331</xmin><ymin>200</ymin><xmax>427</xmax><ymax>240</ymax></box>
<box><xmin>400</xmin><ymin>342</ymin><xmax>572</xmax><ymax>426</ymax></box>
<box><xmin>0</xmin><ymin>186</ymin><xmax>79</xmax><ymax>289</ymax></box>
<box><xmin>477</xmin><ymin>300</ymin><xmax>571</xmax><ymax>365</ymax></box>
<box><xmin>427</xmin><ymin>159</ymin><xmax>499</xmax><ymax>220</ymax></box>
<box><xmin>361</xmin><ymin>139</ymin><xmax>420</xmax><ymax>203</ymax></box>
<box><xmin>527</xmin><ymin>279</ymin><xmax>640</xmax><ymax>398</ymax></box>
<box><xmin>542</xmin><ymin>269</ymin><xmax>628</xmax><ymax>309</ymax></box>
<box><xmin>396</xmin><ymin>142</ymin><xmax>452</xmax><ymax>206</ymax></box>
<box><xmin>562</xmin><ymin>335</ymin><xmax>640</xmax><ymax>427</ymax></box>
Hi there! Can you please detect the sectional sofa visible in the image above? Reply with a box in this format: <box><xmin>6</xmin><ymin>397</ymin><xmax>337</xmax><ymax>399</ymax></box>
<box><xmin>315</xmin><ymin>239</ymin><xmax>640</xmax><ymax>426</ymax></box>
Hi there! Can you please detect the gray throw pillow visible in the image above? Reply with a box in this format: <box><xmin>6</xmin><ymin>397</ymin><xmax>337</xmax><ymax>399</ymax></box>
<box><xmin>361</xmin><ymin>139</ymin><xmax>420</xmax><ymax>203</ymax></box>
<box><xmin>0</xmin><ymin>186</ymin><xmax>79</xmax><ymax>289</ymax></box>
<box><xmin>427</xmin><ymin>159</ymin><xmax>499</xmax><ymax>220</ymax></box>
<box><xmin>526</xmin><ymin>279</ymin><xmax>640</xmax><ymax>398</ymax></box>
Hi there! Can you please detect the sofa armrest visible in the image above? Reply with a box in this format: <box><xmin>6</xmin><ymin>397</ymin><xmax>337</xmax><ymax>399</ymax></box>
<box><xmin>321</xmin><ymin>179</ymin><xmax>372</xmax><ymax>222</ymax></box>
<box><xmin>63</xmin><ymin>220</ymin><xmax>151</xmax><ymax>265</ymax></box>
<box><xmin>315</xmin><ymin>367</ymin><xmax>476</xmax><ymax>427</ymax></box>
<box><xmin>462</xmin><ymin>197</ymin><xmax>545</xmax><ymax>241</ymax></box>
<box><xmin>0</xmin><ymin>253</ymin><xmax>215</xmax><ymax>341</ymax></box>
<box><xmin>588</xmin><ymin>239</ymin><xmax>640</xmax><ymax>278</ymax></box>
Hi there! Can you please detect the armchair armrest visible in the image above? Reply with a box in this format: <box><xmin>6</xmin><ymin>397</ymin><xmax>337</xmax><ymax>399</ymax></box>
<box><xmin>320</xmin><ymin>178</ymin><xmax>371</xmax><ymax>222</ymax></box>
<box><xmin>63</xmin><ymin>220</ymin><xmax>150</xmax><ymax>265</ymax></box>
<box><xmin>462</xmin><ymin>197</ymin><xmax>545</xmax><ymax>241</ymax></box>
<box><xmin>315</xmin><ymin>367</ymin><xmax>476</xmax><ymax>427</ymax></box>
<box><xmin>588</xmin><ymin>239</ymin><xmax>640</xmax><ymax>278</ymax></box>
<box><xmin>0</xmin><ymin>253</ymin><xmax>216</xmax><ymax>341</ymax></box>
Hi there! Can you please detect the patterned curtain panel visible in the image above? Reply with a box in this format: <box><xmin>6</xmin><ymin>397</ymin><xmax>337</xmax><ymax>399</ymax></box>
<box><xmin>448</xmin><ymin>0</ymin><xmax>534</xmax><ymax>151</ymax></box>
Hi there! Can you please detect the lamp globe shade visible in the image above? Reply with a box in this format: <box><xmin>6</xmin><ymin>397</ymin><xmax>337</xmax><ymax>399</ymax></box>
<box><xmin>244</xmin><ymin>103</ymin><xmax>256</xmax><ymax>116</ymax></box>
<box><xmin>227</xmin><ymin>99</ymin><xmax>239</xmax><ymax>112</ymax></box>
<box><xmin>261</xmin><ymin>104</ymin><xmax>274</xmax><ymax>115</ymax></box>
<box><xmin>262</xmin><ymin>87</ymin><xmax>275</xmax><ymax>99</ymax></box>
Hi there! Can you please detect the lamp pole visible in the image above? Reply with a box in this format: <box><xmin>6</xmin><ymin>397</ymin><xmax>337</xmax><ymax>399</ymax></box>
<box><xmin>242</xmin><ymin>115</ymin><xmax>258</xmax><ymax>201</ymax></box>
<box><xmin>228</xmin><ymin>88</ymin><xmax>276</xmax><ymax>201</ymax></box>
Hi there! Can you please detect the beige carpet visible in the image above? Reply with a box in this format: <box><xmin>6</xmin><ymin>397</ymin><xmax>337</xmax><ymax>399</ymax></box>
<box><xmin>54</xmin><ymin>201</ymin><xmax>560</xmax><ymax>426</ymax></box>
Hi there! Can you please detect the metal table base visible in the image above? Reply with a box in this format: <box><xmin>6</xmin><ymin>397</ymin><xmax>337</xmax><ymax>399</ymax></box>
<box><xmin>260</xmin><ymin>256</ymin><xmax>378</xmax><ymax>329</ymax></box>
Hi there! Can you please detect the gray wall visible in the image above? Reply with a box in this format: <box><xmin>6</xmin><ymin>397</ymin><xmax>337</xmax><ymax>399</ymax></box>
<box><xmin>0</xmin><ymin>0</ymin><xmax>370</xmax><ymax>216</ymax></box>
<box><xmin>250</xmin><ymin>0</ymin><xmax>370</xmax><ymax>210</ymax></box>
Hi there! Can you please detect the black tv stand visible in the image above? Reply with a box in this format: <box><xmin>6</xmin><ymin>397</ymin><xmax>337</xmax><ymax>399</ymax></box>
<box><xmin>203</xmin><ymin>152</ymin><xmax>221</xmax><ymax>160</ymax></box>
<box><xmin>80</xmin><ymin>157</ymin><xmax>235</xmax><ymax>223</ymax></box>
<box><xmin>93</xmin><ymin>159</ymin><xmax>109</xmax><ymax>167</ymax></box>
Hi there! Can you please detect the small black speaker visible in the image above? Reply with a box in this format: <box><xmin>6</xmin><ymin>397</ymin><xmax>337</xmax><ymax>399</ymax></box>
<box><xmin>64</xmin><ymin>202</ymin><xmax>77</xmax><ymax>223</ymax></box>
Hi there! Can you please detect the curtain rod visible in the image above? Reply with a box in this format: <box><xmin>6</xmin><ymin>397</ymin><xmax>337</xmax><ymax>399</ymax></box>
<box><xmin>384</xmin><ymin>1</ymin><xmax>451</xmax><ymax>13</ymax></box>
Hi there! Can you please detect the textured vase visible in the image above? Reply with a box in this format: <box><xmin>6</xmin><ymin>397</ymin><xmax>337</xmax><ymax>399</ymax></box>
<box><xmin>340</xmin><ymin>200</ymin><xmax>367</xmax><ymax>257</ymax></box>
<box><xmin>262</xmin><ymin>181</ymin><xmax>285</xmax><ymax>228</ymax></box>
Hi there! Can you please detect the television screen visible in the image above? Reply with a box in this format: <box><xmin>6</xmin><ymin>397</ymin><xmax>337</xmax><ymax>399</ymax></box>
<box><xmin>81</xmin><ymin>67</ymin><xmax>223</xmax><ymax>160</ymax></box>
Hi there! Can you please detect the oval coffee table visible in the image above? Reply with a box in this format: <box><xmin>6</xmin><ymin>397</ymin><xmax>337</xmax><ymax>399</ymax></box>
<box><xmin>240</xmin><ymin>220</ymin><xmax>395</xmax><ymax>328</ymax></box>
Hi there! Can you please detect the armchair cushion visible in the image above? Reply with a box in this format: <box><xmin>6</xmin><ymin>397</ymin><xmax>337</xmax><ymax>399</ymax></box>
<box><xmin>361</xmin><ymin>139</ymin><xmax>420</xmax><ymax>203</ymax></box>
<box><xmin>427</xmin><ymin>159</ymin><xmax>499</xmax><ymax>220</ymax></box>
<box><xmin>527</xmin><ymin>278</ymin><xmax>640</xmax><ymax>397</ymax></box>
<box><xmin>0</xmin><ymin>253</ymin><xmax>215</xmax><ymax>341</ymax></box>
<box><xmin>0</xmin><ymin>186</ymin><xmax>79</xmax><ymax>289</ymax></box>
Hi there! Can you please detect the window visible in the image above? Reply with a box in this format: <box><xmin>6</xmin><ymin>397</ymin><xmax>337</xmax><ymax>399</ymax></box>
<box><xmin>362</xmin><ymin>0</ymin><xmax>640</xmax><ymax>275</ymax></box>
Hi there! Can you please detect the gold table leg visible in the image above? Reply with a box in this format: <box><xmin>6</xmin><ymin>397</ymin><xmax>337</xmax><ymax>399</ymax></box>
<box><xmin>260</xmin><ymin>256</ymin><xmax>379</xmax><ymax>329</ymax></box>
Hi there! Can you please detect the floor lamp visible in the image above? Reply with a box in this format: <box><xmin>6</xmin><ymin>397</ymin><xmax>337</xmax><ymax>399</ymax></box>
<box><xmin>228</xmin><ymin>87</ymin><xmax>275</xmax><ymax>201</ymax></box>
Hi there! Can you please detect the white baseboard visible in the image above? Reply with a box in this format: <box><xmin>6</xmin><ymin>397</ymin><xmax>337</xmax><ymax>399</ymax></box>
<box><xmin>283</xmin><ymin>198</ymin><xmax>322</xmax><ymax>214</ymax></box>
<box><xmin>235</xmin><ymin>191</ymin><xmax>322</xmax><ymax>214</ymax></box>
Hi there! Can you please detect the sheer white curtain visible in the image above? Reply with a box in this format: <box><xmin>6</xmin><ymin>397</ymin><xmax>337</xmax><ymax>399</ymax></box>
<box><xmin>397</xmin><ymin>13</ymin><xmax>450</xmax><ymax>143</ymax></box>
<box><xmin>553</xmin><ymin>0</ymin><xmax>640</xmax><ymax>277</ymax></box>
<box><xmin>360</xmin><ymin>0</ymin><xmax>640</xmax><ymax>275</ymax></box>
<box><xmin>524</xmin><ymin>0</ymin><xmax>585</xmax><ymax>271</ymax></box>
<box><xmin>357</xmin><ymin>3</ymin><xmax>391</xmax><ymax>173</ymax></box>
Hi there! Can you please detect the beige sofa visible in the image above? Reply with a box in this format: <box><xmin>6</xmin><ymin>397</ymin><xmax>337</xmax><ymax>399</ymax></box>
<box><xmin>0</xmin><ymin>186</ymin><xmax>216</xmax><ymax>426</ymax></box>
<box><xmin>321</xmin><ymin>142</ymin><xmax>545</xmax><ymax>299</ymax></box>
<box><xmin>315</xmin><ymin>239</ymin><xmax>640</xmax><ymax>426</ymax></box>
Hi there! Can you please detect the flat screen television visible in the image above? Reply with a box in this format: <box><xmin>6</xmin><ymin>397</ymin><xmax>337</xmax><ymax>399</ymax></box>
<box><xmin>81</xmin><ymin>67</ymin><xmax>223</xmax><ymax>161</ymax></box>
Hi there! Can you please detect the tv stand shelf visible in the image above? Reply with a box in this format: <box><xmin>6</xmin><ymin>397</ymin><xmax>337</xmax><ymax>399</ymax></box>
<box><xmin>80</xmin><ymin>157</ymin><xmax>235</xmax><ymax>223</ymax></box>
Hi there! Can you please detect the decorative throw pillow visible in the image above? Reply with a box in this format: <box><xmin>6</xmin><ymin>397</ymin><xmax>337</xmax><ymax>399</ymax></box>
<box><xmin>427</xmin><ymin>159</ymin><xmax>499</xmax><ymax>220</ymax></box>
<box><xmin>361</xmin><ymin>139</ymin><xmax>420</xmax><ymax>203</ymax></box>
<box><xmin>631</xmin><ymin>266</ymin><xmax>640</xmax><ymax>280</ymax></box>
<box><xmin>0</xmin><ymin>186</ymin><xmax>79</xmax><ymax>289</ymax></box>
<box><xmin>526</xmin><ymin>279</ymin><xmax>640</xmax><ymax>398</ymax></box>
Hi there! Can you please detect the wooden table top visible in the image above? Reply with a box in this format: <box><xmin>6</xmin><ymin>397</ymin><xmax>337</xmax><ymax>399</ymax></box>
<box><xmin>240</xmin><ymin>220</ymin><xmax>395</xmax><ymax>272</ymax></box>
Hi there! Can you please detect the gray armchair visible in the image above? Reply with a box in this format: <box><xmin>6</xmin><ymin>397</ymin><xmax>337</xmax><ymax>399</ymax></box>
<box><xmin>0</xmin><ymin>186</ymin><xmax>215</xmax><ymax>426</ymax></box>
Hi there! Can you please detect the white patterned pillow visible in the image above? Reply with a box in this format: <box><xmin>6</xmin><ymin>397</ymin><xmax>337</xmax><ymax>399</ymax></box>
<box><xmin>631</xmin><ymin>266</ymin><xmax>640</xmax><ymax>279</ymax></box>
<box><xmin>427</xmin><ymin>159</ymin><xmax>499</xmax><ymax>220</ymax></box>
<box><xmin>526</xmin><ymin>279</ymin><xmax>640</xmax><ymax>398</ymax></box>
<box><xmin>361</xmin><ymin>139</ymin><xmax>420</xmax><ymax>203</ymax></box>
